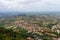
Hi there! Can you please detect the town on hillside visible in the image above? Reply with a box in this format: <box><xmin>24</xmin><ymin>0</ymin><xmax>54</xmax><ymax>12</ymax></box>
<box><xmin>0</xmin><ymin>14</ymin><xmax>60</xmax><ymax>40</ymax></box>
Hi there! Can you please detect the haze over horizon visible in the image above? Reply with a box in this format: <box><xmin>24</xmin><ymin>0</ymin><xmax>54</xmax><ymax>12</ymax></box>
<box><xmin>0</xmin><ymin>0</ymin><xmax>60</xmax><ymax>12</ymax></box>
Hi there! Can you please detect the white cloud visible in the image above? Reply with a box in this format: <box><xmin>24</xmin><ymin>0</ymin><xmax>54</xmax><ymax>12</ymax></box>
<box><xmin>0</xmin><ymin>0</ymin><xmax>60</xmax><ymax>11</ymax></box>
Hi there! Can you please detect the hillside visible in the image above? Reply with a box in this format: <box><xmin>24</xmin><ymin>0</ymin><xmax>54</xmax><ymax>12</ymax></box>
<box><xmin>0</xmin><ymin>14</ymin><xmax>60</xmax><ymax>40</ymax></box>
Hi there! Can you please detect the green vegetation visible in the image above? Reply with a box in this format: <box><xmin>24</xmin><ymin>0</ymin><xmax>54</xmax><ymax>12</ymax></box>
<box><xmin>0</xmin><ymin>27</ymin><xmax>28</xmax><ymax>40</ymax></box>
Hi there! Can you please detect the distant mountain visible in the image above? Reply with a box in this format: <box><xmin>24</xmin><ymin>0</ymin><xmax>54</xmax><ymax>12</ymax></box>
<box><xmin>0</xmin><ymin>12</ymin><xmax>60</xmax><ymax>18</ymax></box>
<box><xmin>0</xmin><ymin>12</ymin><xmax>26</xmax><ymax>18</ymax></box>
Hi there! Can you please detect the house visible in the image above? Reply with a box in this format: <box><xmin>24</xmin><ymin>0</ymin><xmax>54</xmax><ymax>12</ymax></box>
<box><xmin>26</xmin><ymin>37</ymin><xmax>34</xmax><ymax>40</ymax></box>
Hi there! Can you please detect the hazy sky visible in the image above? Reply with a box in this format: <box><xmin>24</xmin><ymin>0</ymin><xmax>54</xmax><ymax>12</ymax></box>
<box><xmin>0</xmin><ymin>0</ymin><xmax>60</xmax><ymax>12</ymax></box>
